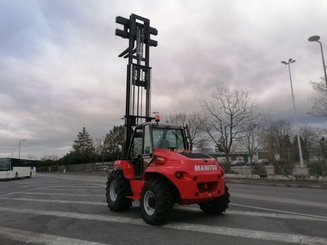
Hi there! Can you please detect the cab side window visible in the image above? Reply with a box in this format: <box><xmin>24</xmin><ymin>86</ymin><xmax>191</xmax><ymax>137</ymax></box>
<box><xmin>130</xmin><ymin>128</ymin><xmax>143</xmax><ymax>160</ymax></box>
<box><xmin>143</xmin><ymin>125</ymin><xmax>152</xmax><ymax>155</ymax></box>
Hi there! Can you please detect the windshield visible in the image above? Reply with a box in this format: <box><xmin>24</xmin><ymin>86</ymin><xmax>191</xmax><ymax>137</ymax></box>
<box><xmin>0</xmin><ymin>159</ymin><xmax>10</xmax><ymax>171</ymax></box>
<box><xmin>152</xmin><ymin>128</ymin><xmax>185</xmax><ymax>150</ymax></box>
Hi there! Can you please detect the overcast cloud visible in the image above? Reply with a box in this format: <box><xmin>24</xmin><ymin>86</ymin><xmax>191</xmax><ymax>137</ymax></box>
<box><xmin>0</xmin><ymin>0</ymin><xmax>326</xmax><ymax>159</ymax></box>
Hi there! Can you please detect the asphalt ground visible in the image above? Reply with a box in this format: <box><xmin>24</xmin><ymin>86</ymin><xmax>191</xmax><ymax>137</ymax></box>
<box><xmin>225</xmin><ymin>177</ymin><xmax>327</xmax><ymax>189</ymax></box>
<box><xmin>0</xmin><ymin>173</ymin><xmax>327</xmax><ymax>245</ymax></box>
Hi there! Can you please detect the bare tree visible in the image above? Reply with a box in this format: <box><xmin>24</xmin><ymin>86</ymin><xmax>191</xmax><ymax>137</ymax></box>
<box><xmin>238</xmin><ymin>121</ymin><xmax>264</xmax><ymax>163</ymax></box>
<box><xmin>300</xmin><ymin>125</ymin><xmax>320</xmax><ymax>148</ymax></box>
<box><xmin>300</xmin><ymin>125</ymin><xmax>324</xmax><ymax>160</ymax></box>
<box><xmin>309</xmin><ymin>79</ymin><xmax>327</xmax><ymax>117</ymax></box>
<box><xmin>195</xmin><ymin>138</ymin><xmax>210</xmax><ymax>152</ymax></box>
<box><xmin>165</xmin><ymin>112</ymin><xmax>203</xmax><ymax>150</ymax></box>
<box><xmin>261</xmin><ymin>119</ymin><xmax>292</xmax><ymax>160</ymax></box>
<box><xmin>201</xmin><ymin>86</ymin><xmax>260</xmax><ymax>162</ymax></box>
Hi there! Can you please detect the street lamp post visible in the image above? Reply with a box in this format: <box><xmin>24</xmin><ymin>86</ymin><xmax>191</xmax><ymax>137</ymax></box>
<box><xmin>308</xmin><ymin>35</ymin><xmax>327</xmax><ymax>88</ymax></box>
<box><xmin>18</xmin><ymin>139</ymin><xmax>26</xmax><ymax>158</ymax></box>
<box><xmin>281</xmin><ymin>58</ymin><xmax>304</xmax><ymax>167</ymax></box>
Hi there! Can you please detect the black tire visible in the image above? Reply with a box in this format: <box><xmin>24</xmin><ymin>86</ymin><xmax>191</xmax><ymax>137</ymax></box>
<box><xmin>199</xmin><ymin>185</ymin><xmax>230</xmax><ymax>215</ymax></box>
<box><xmin>140</xmin><ymin>179</ymin><xmax>173</xmax><ymax>225</ymax></box>
<box><xmin>106</xmin><ymin>170</ymin><xmax>132</xmax><ymax>212</ymax></box>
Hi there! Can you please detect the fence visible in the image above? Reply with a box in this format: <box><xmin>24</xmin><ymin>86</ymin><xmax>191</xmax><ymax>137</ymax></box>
<box><xmin>38</xmin><ymin>162</ymin><xmax>113</xmax><ymax>174</ymax></box>
<box><xmin>231</xmin><ymin>165</ymin><xmax>309</xmax><ymax>178</ymax></box>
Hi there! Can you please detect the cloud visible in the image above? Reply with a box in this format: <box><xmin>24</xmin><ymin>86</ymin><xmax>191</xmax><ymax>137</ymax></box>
<box><xmin>0</xmin><ymin>0</ymin><xmax>327</xmax><ymax>158</ymax></box>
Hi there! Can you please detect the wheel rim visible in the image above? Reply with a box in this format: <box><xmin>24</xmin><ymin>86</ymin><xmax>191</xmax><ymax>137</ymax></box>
<box><xmin>144</xmin><ymin>190</ymin><xmax>155</xmax><ymax>216</ymax></box>
<box><xmin>109</xmin><ymin>179</ymin><xmax>118</xmax><ymax>201</ymax></box>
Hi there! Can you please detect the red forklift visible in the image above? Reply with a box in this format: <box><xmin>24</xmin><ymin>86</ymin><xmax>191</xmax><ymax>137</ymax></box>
<box><xmin>106</xmin><ymin>14</ymin><xmax>230</xmax><ymax>225</ymax></box>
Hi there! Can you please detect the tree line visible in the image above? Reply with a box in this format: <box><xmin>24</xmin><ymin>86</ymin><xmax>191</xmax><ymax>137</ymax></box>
<box><xmin>40</xmin><ymin>84</ymin><xmax>327</xmax><ymax>168</ymax></box>
<box><xmin>165</xmin><ymin>86</ymin><xmax>326</xmax><ymax>165</ymax></box>
<box><xmin>40</xmin><ymin>126</ymin><xmax>124</xmax><ymax>167</ymax></box>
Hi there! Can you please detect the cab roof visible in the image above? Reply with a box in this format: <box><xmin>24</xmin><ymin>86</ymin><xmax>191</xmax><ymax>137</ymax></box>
<box><xmin>135</xmin><ymin>122</ymin><xmax>184</xmax><ymax>130</ymax></box>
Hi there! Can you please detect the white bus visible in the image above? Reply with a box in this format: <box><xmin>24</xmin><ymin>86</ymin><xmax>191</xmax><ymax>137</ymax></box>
<box><xmin>0</xmin><ymin>158</ymin><xmax>37</xmax><ymax>180</ymax></box>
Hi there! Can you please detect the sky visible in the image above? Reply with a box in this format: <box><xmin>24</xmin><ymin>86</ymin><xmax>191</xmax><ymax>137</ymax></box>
<box><xmin>1</xmin><ymin>0</ymin><xmax>327</xmax><ymax>159</ymax></box>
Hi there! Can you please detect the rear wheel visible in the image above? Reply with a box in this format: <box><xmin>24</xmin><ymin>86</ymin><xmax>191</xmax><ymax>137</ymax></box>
<box><xmin>140</xmin><ymin>179</ymin><xmax>173</xmax><ymax>225</ymax></box>
<box><xmin>199</xmin><ymin>185</ymin><xmax>230</xmax><ymax>215</ymax></box>
<box><xmin>106</xmin><ymin>170</ymin><xmax>132</xmax><ymax>212</ymax></box>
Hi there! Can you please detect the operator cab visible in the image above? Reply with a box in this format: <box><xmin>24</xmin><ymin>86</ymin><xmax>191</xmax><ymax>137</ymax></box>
<box><xmin>128</xmin><ymin>122</ymin><xmax>190</xmax><ymax>177</ymax></box>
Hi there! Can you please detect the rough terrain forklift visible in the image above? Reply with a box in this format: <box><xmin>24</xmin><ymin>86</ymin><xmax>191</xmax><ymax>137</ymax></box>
<box><xmin>106</xmin><ymin>14</ymin><xmax>230</xmax><ymax>225</ymax></box>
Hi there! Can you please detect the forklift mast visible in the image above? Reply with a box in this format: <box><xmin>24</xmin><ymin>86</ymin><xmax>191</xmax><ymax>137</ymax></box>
<box><xmin>115</xmin><ymin>14</ymin><xmax>158</xmax><ymax>157</ymax></box>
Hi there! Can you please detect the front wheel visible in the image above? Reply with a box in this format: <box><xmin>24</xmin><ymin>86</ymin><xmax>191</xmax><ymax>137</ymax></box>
<box><xmin>106</xmin><ymin>170</ymin><xmax>132</xmax><ymax>212</ymax></box>
<box><xmin>140</xmin><ymin>179</ymin><xmax>173</xmax><ymax>225</ymax></box>
<box><xmin>199</xmin><ymin>184</ymin><xmax>230</xmax><ymax>215</ymax></box>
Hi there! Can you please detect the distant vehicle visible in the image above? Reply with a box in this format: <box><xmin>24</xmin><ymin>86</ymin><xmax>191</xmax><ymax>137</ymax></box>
<box><xmin>254</xmin><ymin>159</ymin><xmax>270</xmax><ymax>165</ymax></box>
<box><xmin>0</xmin><ymin>158</ymin><xmax>36</xmax><ymax>180</ymax></box>
<box><xmin>246</xmin><ymin>161</ymin><xmax>254</xmax><ymax>166</ymax></box>
<box><xmin>231</xmin><ymin>160</ymin><xmax>246</xmax><ymax>166</ymax></box>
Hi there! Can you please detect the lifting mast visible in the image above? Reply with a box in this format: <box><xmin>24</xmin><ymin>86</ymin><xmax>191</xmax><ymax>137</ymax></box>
<box><xmin>115</xmin><ymin>14</ymin><xmax>158</xmax><ymax>157</ymax></box>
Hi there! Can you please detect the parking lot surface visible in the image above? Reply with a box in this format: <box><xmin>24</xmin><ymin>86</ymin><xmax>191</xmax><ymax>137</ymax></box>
<box><xmin>1</xmin><ymin>173</ymin><xmax>327</xmax><ymax>244</ymax></box>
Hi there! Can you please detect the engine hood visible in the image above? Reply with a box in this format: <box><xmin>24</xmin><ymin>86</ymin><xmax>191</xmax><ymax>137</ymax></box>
<box><xmin>152</xmin><ymin>149</ymin><xmax>219</xmax><ymax>167</ymax></box>
<box><xmin>153</xmin><ymin>148</ymin><xmax>212</xmax><ymax>160</ymax></box>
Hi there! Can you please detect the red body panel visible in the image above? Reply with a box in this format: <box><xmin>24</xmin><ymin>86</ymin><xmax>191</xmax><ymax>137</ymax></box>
<box><xmin>128</xmin><ymin>180</ymin><xmax>144</xmax><ymax>200</ymax></box>
<box><xmin>114</xmin><ymin>149</ymin><xmax>225</xmax><ymax>204</ymax></box>
<box><xmin>147</xmin><ymin>149</ymin><xmax>225</xmax><ymax>204</ymax></box>
<box><xmin>113</xmin><ymin>160</ymin><xmax>135</xmax><ymax>179</ymax></box>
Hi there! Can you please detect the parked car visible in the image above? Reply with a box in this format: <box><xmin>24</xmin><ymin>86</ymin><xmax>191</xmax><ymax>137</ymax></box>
<box><xmin>231</xmin><ymin>160</ymin><xmax>246</xmax><ymax>166</ymax></box>
<box><xmin>245</xmin><ymin>161</ymin><xmax>252</xmax><ymax>166</ymax></box>
<box><xmin>254</xmin><ymin>159</ymin><xmax>270</xmax><ymax>165</ymax></box>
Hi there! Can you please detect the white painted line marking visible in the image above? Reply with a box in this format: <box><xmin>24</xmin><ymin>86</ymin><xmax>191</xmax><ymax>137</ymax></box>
<box><xmin>0</xmin><ymin>197</ymin><xmax>106</xmax><ymax>206</ymax></box>
<box><xmin>177</xmin><ymin>205</ymin><xmax>327</xmax><ymax>222</ymax></box>
<box><xmin>232</xmin><ymin>192</ymin><xmax>327</xmax><ymax>208</ymax></box>
<box><xmin>230</xmin><ymin>203</ymin><xmax>327</xmax><ymax>221</ymax></box>
<box><xmin>0</xmin><ymin>186</ymin><xmax>48</xmax><ymax>197</ymax></box>
<box><xmin>30</xmin><ymin>188</ymin><xmax>104</xmax><ymax>195</ymax></box>
<box><xmin>38</xmin><ymin>185</ymin><xmax>105</xmax><ymax>189</ymax></box>
<box><xmin>165</xmin><ymin>223</ymin><xmax>327</xmax><ymax>245</ymax></box>
<box><xmin>0</xmin><ymin>226</ymin><xmax>108</xmax><ymax>245</ymax></box>
<box><xmin>0</xmin><ymin>206</ymin><xmax>326</xmax><ymax>245</ymax></box>
<box><xmin>0</xmin><ymin>206</ymin><xmax>144</xmax><ymax>224</ymax></box>
<box><xmin>228</xmin><ymin>210</ymin><xmax>327</xmax><ymax>222</ymax></box>
<box><xmin>39</xmin><ymin>174</ymin><xmax>106</xmax><ymax>183</ymax></box>
<box><xmin>2</xmin><ymin>195</ymin><xmax>326</xmax><ymax>223</ymax></box>
<box><xmin>37</xmin><ymin>188</ymin><xmax>104</xmax><ymax>193</ymax></box>
<box><xmin>13</xmin><ymin>192</ymin><xmax>104</xmax><ymax>197</ymax></box>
